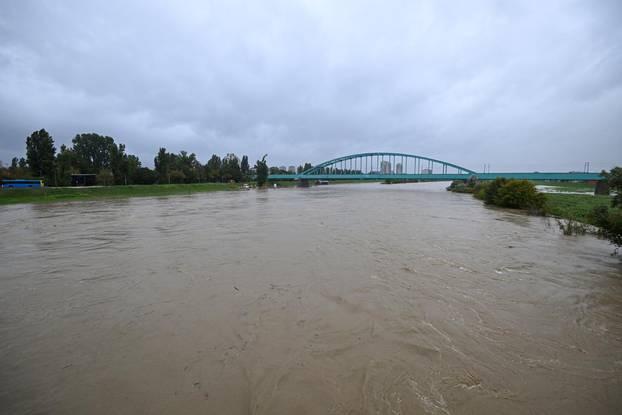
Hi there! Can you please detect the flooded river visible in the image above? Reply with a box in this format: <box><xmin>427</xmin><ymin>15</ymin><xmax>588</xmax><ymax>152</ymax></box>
<box><xmin>1</xmin><ymin>182</ymin><xmax>621</xmax><ymax>414</ymax></box>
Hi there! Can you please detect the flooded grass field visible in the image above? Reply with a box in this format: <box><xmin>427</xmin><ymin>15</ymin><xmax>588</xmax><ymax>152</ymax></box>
<box><xmin>1</xmin><ymin>182</ymin><xmax>621</xmax><ymax>414</ymax></box>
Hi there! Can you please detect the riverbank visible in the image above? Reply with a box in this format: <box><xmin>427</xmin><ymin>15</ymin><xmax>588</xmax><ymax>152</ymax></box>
<box><xmin>546</xmin><ymin>193</ymin><xmax>613</xmax><ymax>225</ymax></box>
<box><xmin>448</xmin><ymin>179</ymin><xmax>612</xmax><ymax>221</ymax></box>
<box><xmin>0</xmin><ymin>182</ymin><xmax>242</xmax><ymax>205</ymax></box>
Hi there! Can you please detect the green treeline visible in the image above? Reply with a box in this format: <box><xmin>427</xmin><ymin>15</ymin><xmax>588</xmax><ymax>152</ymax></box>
<box><xmin>0</xmin><ymin>129</ymin><xmax>313</xmax><ymax>187</ymax></box>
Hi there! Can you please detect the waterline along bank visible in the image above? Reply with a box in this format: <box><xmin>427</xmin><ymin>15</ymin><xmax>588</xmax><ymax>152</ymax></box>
<box><xmin>0</xmin><ymin>182</ymin><xmax>241</xmax><ymax>205</ymax></box>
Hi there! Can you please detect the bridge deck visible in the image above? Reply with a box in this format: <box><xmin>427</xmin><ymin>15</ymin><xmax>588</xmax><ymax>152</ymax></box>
<box><xmin>268</xmin><ymin>172</ymin><xmax>602</xmax><ymax>181</ymax></box>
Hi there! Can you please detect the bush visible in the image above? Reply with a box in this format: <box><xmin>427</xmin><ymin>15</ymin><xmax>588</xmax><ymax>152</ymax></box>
<box><xmin>446</xmin><ymin>180</ymin><xmax>472</xmax><ymax>193</ymax></box>
<box><xmin>483</xmin><ymin>177</ymin><xmax>507</xmax><ymax>204</ymax></box>
<box><xmin>495</xmin><ymin>180</ymin><xmax>546</xmax><ymax>211</ymax></box>
<box><xmin>446</xmin><ymin>176</ymin><xmax>482</xmax><ymax>194</ymax></box>
<box><xmin>591</xmin><ymin>205</ymin><xmax>622</xmax><ymax>249</ymax></box>
<box><xmin>476</xmin><ymin>178</ymin><xmax>546</xmax><ymax>211</ymax></box>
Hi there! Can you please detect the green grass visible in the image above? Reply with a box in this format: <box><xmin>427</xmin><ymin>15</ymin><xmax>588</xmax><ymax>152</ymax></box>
<box><xmin>0</xmin><ymin>182</ymin><xmax>242</xmax><ymax>205</ymax></box>
<box><xmin>545</xmin><ymin>193</ymin><xmax>613</xmax><ymax>225</ymax></box>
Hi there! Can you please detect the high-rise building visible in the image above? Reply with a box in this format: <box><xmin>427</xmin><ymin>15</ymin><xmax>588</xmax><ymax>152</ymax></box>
<box><xmin>380</xmin><ymin>161</ymin><xmax>392</xmax><ymax>174</ymax></box>
<box><xmin>395</xmin><ymin>163</ymin><xmax>403</xmax><ymax>174</ymax></box>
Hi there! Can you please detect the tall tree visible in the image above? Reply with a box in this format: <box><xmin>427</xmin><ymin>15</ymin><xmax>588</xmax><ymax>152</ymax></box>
<box><xmin>255</xmin><ymin>155</ymin><xmax>268</xmax><ymax>187</ymax></box>
<box><xmin>241</xmin><ymin>155</ymin><xmax>250</xmax><ymax>180</ymax></box>
<box><xmin>26</xmin><ymin>129</ymin><xmax>56</xmax><ymax>184</ymax></box>
<box><xmin>72</xmin><ymin>133</ymin><xmax>115</xmax><ymax>174</ymax></box>
<box><xmin>56</xmin><ymin>145</ymin><xmax>77</xmax><ymax>186</ymax></box>
<box><xmin>175</xmin><ymin>151</ymin><xmax>201</xmax><ymax>183</ymax></box>
<box><xmin>154</xmin><ymin>147</ymin><xmax>170</xmax><ymax>184</ymax></box>
<box><xmin>222</xmin><ymin>153</ymin><xmax>241</xmax><ymax>182</ymax></box>
<box><xmin>110</xmin><ymin>143</ymin><xmax>129</xmax><ymax>185</ymax></box>
<box><xmin>126</xmin><ymin>155</ymin><xmax>141</xmax><ymax>184</ymax></box>
<box><xmin>205</xmin><ymin>154</ymin><xmax>222</xmax><ymax>182</ymax></box>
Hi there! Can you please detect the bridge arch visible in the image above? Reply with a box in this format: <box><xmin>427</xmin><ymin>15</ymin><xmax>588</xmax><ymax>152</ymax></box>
<box><xmin>300</xmin><ymin>152</ymin><xmax>476</xmax><ymax>176</ymax></box>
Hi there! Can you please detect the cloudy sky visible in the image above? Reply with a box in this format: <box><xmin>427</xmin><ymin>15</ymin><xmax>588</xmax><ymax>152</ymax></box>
<box><xmin>0</xmin><ymin>0</ymin><xmax>620</xmax><ymax>171</ymax></box>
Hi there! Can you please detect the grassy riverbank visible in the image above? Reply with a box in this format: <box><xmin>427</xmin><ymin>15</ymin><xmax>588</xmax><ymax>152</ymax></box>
<box><xmin>447</xmin><ymin>178</ymin><xmax>616</xmax><ymax>225</ymax></box>
<box><xmin>0</xmin><ymin>182</ymin><xmax>241</xmax><ymax>205</ymax></box>
<box><xmin>545</xmin><ymin>193</ymin><xmax>613</xmax><ymax>225</ymax></box>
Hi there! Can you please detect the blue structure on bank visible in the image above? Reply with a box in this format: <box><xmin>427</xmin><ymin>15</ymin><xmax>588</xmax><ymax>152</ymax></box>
<box><xmin>1</xmin><ymin>179</ymin><xmax>44</xmax><ymax>188</ymax></box>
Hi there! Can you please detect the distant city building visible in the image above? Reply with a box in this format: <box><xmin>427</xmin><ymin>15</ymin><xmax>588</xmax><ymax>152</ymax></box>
<box><xmin>395</xmin><ymin>163</ymin><xmax>403</xmax><ymax>174</ymax></box>
<box><xmin>287</xmin><ymin>166</ymin><xmax>296</xmax><ymax>173</ymax></box>
<box><xmin>421</xmin><ymin>168</ymin><xmax>432</xmax><ymax>174</ymax></box>
<box><xmin>279</xmin><ymin>165</ymin><xmax>287</xmax><ymax>172</ymax></box>
<box><xmin>380</xmin><ymin>161</ymin><xmax>392</xmax><ymax>174</ymax></box>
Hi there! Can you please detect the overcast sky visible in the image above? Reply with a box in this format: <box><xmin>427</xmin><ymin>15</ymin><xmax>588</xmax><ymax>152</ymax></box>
<box><xmin>1</xmin><ymin>0</ymin><xmax>620</xmax><ymax>171</ymax></box>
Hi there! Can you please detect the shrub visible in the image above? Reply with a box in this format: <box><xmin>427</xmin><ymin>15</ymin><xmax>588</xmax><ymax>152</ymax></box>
<box><xmin>494</xmin><ymin>180</ymin><xmax>546</xmax><ymax>211</ymax></box>
<box><xmin>471</xmin><ymin>177</ymin><xmax>546</xmax><ymax>212</ymax></box>
<box><xmin>446</xmin><ymin>180</ymin><xmax>473</xmax><ymax>193</ymax></box>
<box><xmin>483</xmin><ymin>177</ymin><xmax>507</xmax><ymax>204</ymax></box>
<box><xmin>591</xmin><ymin>205</ymin><xmax>622</xmax><ymax>249</ymax></box>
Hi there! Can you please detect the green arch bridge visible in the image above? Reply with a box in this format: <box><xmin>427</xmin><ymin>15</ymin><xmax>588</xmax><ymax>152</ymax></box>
<box><xmin>268</xmin><ymin>152</ymin><xmax>602</xmax><ymax>182</ymax></box>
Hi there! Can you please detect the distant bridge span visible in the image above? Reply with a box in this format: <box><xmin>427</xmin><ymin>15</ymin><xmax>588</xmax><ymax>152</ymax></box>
<box><xmin>268</xmin><ymin>152</ymin><xmax>602</xmax><ymax>182</ymax></box>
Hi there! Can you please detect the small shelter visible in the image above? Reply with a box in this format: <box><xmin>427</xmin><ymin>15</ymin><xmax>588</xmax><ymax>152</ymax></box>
<box><xmin>71</xmin><ymin>174</ymin><xmax>97</xmax><ymax>186</ymax></box>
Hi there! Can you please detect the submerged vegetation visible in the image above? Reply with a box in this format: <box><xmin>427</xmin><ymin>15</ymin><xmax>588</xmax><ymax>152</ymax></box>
<box><xmin>447</xmin><ymin>170</ymin><xmax>622</xmax><ymax>252</ymax></box>
<box><xmin>448</xmin><ymin>177</ymin><xmax>546</xmax><ymax>212</ymax></box>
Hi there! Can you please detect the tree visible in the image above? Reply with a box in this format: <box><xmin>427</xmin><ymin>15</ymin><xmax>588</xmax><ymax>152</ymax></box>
<box><xmin>591</xmin><ymin>167</ymin><xmax>622</xmax><ymax>252</ymax></box>
<box><xmin>255</xmin><ymin>154</ymin><xmax>268</xmax><ymax>186</ymax></box>
<box><xmin>591</xmin><ymin>205</ymin><xmax>622</xmax><ymax>251</ymax></box>
<box><xmin>205</xmin><ymin>154</ymin><xmax>222</xmax><ymax>182</ymax></box>
<box><xmin>72</xmin><ymin>133</ymin><xmax>116</xmax><ymax>174</ymax></box>
<box><xmin>132</xmin><ymin>167</ymin><xmax>158</xmax><ymax>184</ymax></box>
<box><xmin>602</xmin><ymin>167</ymin><xmax>622</xmax><ymax>207</ymax></box>
<box><xmin>56</xmin><ymin>145</ymin><xmax>77</xmax><ymax>186</ymax></box>
<box><xmin>154</xmin><ymin>147</ymin><xmax>170</xmax><ymax>184</ymax></box>
<box><xmin>241</xmin><ymin>155</ymin><xmax>250</xmax><ymax>181</ymax></box>
<box><xmin>110</xmin><ymin>143</ymin><xmax>129</xmax><ymax>185</ymax></box>
<box><xmin>3</xmin><ymin>156</ymin><xmax>31</xmax><ymax>180</ymax></box>
<box><xmin>222</xmin><ymin>153</ymin><xmax>242</xmax><ymax>182</ymax></box>
<box><xmin>18</xmin><ymin>158</ymin><xmax>27</xmax><ymax>169</ymax></box>
<box><xmin>175</xmin><ymin>151</ymin><xmax>201</xmax><ymax>183</ymax></box>
<box><xmin>126</xmin><ymin>155</ymin><xmax>141</xmax><ymax>184</ymax></box>
<box><xmin>96</xmin><ymin>169</ymin><xmax>114</xmax><ymax>186</ymax></box>
<box><xmin>26</xmin><ymin>129</ymin><xmax>56</xmax><ymax>184</ymax></box>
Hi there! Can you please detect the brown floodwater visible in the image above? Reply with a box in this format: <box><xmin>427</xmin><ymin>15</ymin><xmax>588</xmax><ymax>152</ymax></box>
<box><xmin>1</xmin><ymin>182</ymin><xmax>621</xmax><ymax>414</ymax></box>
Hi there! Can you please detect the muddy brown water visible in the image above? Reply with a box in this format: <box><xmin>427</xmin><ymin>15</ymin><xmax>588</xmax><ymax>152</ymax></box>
<box><xmin>1</xmin><ymin>182</ymin><xmax>621</xmax><ymax>414</ymax></box>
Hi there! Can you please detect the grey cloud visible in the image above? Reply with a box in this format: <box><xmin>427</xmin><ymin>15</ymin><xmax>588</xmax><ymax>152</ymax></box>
<box><xmin>0</xmin><ymin>0</ymin><xmax>621</xmax><ymax>171</ymax></box>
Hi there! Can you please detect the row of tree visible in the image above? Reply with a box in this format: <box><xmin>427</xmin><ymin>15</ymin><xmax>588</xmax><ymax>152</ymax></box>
<box><xmin>0</xmin><ymin>129</ymin><xmax>298</xmax><ymax>187</ymax></box>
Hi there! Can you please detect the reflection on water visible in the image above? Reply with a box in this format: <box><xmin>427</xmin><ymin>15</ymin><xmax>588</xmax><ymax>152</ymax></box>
<box><xmin>1</xmin><ymin>182</ymin><xmax>621</xmax><ymax>414</ymax></box>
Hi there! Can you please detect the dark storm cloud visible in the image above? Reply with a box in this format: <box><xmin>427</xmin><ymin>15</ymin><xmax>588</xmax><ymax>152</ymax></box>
<box><xmin>1</xmin><ymin>0</ymin><xmax>621</xmax><ymax>170</ymax></box>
